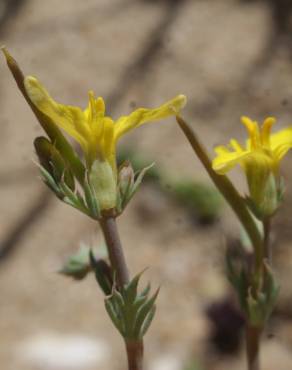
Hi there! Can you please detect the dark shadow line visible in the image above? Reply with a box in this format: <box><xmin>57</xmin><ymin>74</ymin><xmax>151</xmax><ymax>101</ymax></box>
<box><xmin>101</xmin><ymin>0</ymin><xmax>136</xmax><ymax>19</ymax></box>
<box><xmin>0</xmin><ymin>190</ymin><xmax>52</xmax><ymax>263</ymax></box>
<box><xmin>0</xmin><ymin>166</ymin><xmax>37</xmax><ymax>186</ymax></box>
<box><xmin>0</xmin><ymin>0</ymin><xmax>26</xmax><ymax>36</ymax></box>
<box><xmin>106</xmin><ymin>0</ymin><xmax>189</xmax><ymax>110</ymax></box>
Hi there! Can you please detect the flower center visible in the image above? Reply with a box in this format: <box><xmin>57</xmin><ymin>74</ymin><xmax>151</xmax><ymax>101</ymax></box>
<box><xmin>241</xmin><ymin>116</ymin><xmax>276</xmax><ymax>151</ymax></box>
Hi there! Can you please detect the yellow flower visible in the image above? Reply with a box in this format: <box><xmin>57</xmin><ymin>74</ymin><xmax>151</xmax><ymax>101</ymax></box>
<box><xmin>24</xmin><ymin>76</ymin><xmax>186</xmax><ymax>172</ymax></box>
<box><xmin>212</xmin><ymin>116</ymin><xmax>292</xmax><ymax>174</ymax></box>
<box><xmin>212</xmin><ymin>116</ymin><xmax>292</xmax><ymax>217</ymax></box>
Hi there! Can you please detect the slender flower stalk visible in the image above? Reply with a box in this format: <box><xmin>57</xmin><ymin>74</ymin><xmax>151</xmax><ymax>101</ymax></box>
<box><xmin>263</xmin><ymin>218</ymin><xmax>272</xmax><ymax>262</ymax></box>
<box><xmin>2</xmin><ymin>48</ymin><xmax>186</xmax><ymax>370</ymax></box>
<box><xmin>177</xmin><ymin>115</ymin><xmax>282</xmax><ymax>370</ymax></box>
<box><xmin>246</xmin><ymin>325</ymin><xmax>261</xmax><ymax>370</ymax></box>
<box><xmin>99</xmin><ymin>216</ymin><xmax>143</xmax><ymax>370</ymax></box>
<box><xmin>126</xmin><ymin>340</ymin><xmax>144</xmax><ymax>370</ymax></box>
<box><xmin>245</xmin><ymin>216</ymin><xmax>271</xmax><ymax>370</ymax></box>
<box><xmin>99</xmin><ymin>216</ymin><xmax>129</xmax><ymax>288</ymax></box>
<box><xmin>176</xmin><ymin>115</ymin><xmax>262</xmax><ymax>265</ymax></box>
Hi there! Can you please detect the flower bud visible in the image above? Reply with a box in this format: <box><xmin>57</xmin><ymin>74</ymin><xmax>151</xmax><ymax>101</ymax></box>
<box><xmin>118</xmin><ymin>161</ymin><xmax>135</xmax><ymax>198</ymax></box>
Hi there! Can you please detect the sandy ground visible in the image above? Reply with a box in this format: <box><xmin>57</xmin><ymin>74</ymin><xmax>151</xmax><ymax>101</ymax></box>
<box><xmin>1</xmin><ymin>0</ymin><xmax>292</xmax><ymax>369</ymax></box>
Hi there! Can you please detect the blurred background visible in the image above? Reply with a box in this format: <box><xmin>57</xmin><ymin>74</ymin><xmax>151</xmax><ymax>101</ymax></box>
<box><xmin>1</xmin><ymin>0</ymin><xmax>292</xmax><ymax>369</ymax></box>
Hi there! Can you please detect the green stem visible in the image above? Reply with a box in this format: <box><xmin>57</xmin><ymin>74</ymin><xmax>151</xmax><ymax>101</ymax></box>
<box><xmin>99</xmin><ymin>217</ymin><xmax>144</xmax><ymax>370</ymax></box>
<box><xmin>263</xmin><ymin>218</ymin><xmax>272</xmax><ymax>263</ymax></box>
<box><xmin>126</xmin><ymin>340</ymin><xmax>144</xmax><ymax>370</ymax></box>
<box><xmin>176</xmin><ymin>116</ymin><xmax>262</xmax><ymax>267</ymax></box>
<box><xmin>246</xmin><ymin>325</ymin><xmax>262</xmax><ymax>370</ymax></box>
<box><xmin>99</xmin><ymin>217</ymin><xmax>129</xmax><ymax>288</ymax></box>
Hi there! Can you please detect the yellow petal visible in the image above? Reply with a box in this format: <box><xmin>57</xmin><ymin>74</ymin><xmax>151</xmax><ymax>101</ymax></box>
<box><xmin>24</xmin><ymin>76</ymin><xmax>89</xmax><ymax>152</ymax></box>
<box><xmin>212</xmin><ymin>145</ymin><xmax>250</xmax><ymax>174</ymax></box>
<box><xmin>229</xmin><ymin>139</ymin><xmax>244</xmax><ymax>153</ymax></box>
<box><xmin>100</xmin><ymin>117</ymin><xmax>116</xmax><ymax>172</ymax></box>
<box><xmin>114</xmin><ymin>95</ymin><xmax>187</xmax><ymax>140</ymax></box>
<box><xmin>101</xmin><ymin>118</ymin><xmax>114</xmax><ymax>157</ymax></box>
<box><xmin>270</xmin><ymin>127</ymin><xmax>292</xmax><ymax>160</ymax></box>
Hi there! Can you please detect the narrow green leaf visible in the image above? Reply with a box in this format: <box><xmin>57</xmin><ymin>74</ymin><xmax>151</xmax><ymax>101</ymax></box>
<box><xmin>39</xmin><ymin>165</ymin><xmax>62</xmax><ymax>196</ymax></box>
<box><xmin>133</xmin><ymin>287</ymin><xmax>160</xmax><ymax>337</ymax></box>
<box><xmin>59</xmin><ymin>182</ymin><xmax>88</xmax><ymax>214</ymax></box>
<box><xmin>105</xmin><ymin>299</ymin><xmax>124</xmax><ymax>335</ymax></box>
<box><xmin>124</xmin><ymin>270</ymin><xmax>145</xmax><ymax>304</ymax></box>
<box><xmin>122</xmin><ymin>163</ymin><xmax>154</xmax><ymax>208</ymax></box>
<box><xmin>133</xmin><ymin>295</ymin><xmax>148</xmax><ymax>312</ymax></box>
<box><xmin>140</xmin><ymin>283</ymin><xmax>151</xmax><ymax>298</ymax></box>
<box><xmin>140</xmin><ymin>306</ymin><xmax>156</xmax><ymax>337</ymax></box>
<box><xmin>112</xmin><ymin>289</ymin><xmax>126</xmax><ymax>310</ymax></box>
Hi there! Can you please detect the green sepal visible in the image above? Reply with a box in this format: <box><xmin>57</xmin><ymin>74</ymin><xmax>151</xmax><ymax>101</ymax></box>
<box><xmin>277</xmin><ymin>176</ymin><xmax>285</xmax><ymax>203</ymax></box>
<box><xmin>245</xmin><ymin>172</ymin><xmax>283</xmax><ymax>220</ymax></box>
<box><xmin>38</xmin><ymin>165</ymin><xmax>63</xmax><ymax>198</ymax></box>
<box><xmin>38</xmin><ymin>161</ymin><xmax>103</xmax><ymax>220</ymax></box>
<box><xmin>59</xmin><ymin>182</ymin><xmax>90</xmax><ymax>216</ymax></box>
<box><xmin>83</xmin><ymin>174</ymin><xmax>101</xmax><ymax>220</ymax></box>
<box><xmin>38</xmin><ymin>163</ymin><xmax>93</xmax><ymax>217</ymax></box>
<box><xmin>130</xmin><ymin>164</ymin><xmax>155</xmax><ymax>198</ymax></box>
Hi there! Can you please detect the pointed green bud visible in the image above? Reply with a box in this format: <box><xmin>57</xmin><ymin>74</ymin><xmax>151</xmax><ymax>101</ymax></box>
<box><xmin>118</xmin><ymin>161</ymin><xmax>134</xmax><ymax>197</ymax></box>
<box><xmin>34</xmin><ymin>136</ymin><xmax>75</xmax><ymax>190</ymax></box>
